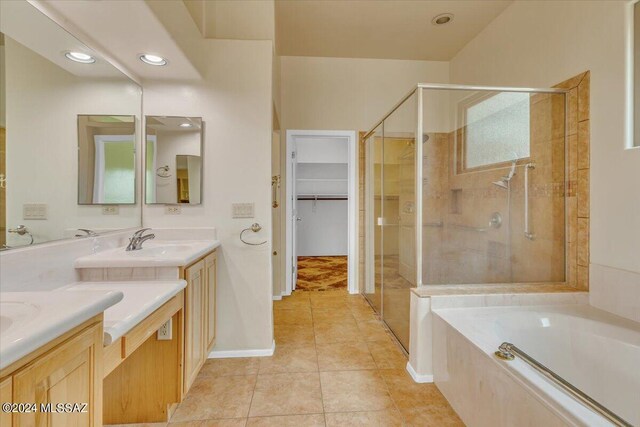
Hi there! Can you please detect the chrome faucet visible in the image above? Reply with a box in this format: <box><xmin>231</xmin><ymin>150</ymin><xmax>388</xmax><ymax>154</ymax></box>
<box><xmin>75</xmin><ymin>228</ymin><xmax>97</xmax><ymax>237</ymax></box>
<box><xmin>126</xmin><ymin>228</ymin><xmax>155</xmax><ymax>251</ymax></box>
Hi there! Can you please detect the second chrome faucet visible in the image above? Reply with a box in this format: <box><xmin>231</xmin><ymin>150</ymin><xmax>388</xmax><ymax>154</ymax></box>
<box><xmin>126</xmin><ymin>228</ymin><xmax>155</xmax><ymax>251</ymax></box>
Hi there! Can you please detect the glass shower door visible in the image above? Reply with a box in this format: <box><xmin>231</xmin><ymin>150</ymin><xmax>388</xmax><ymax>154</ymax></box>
<box><xmin>363</xmin><ymin>125</ymin><xmax>383</xmax><ymax>313</ymax></box>
<box><xmin>380</xmin><ymin>92</ymin><xmax>416</xmax><ymax>351</ymax></box>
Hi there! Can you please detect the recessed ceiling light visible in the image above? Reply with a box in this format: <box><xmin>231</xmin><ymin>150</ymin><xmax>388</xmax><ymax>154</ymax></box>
<box><xmin>65</xmin><ymin>51</ymin><xmax>96</xmax><ymax>64</ymax></box>
<box><xmin>179</xmin><ymin>123</ymin><xmax>192</xmax><ymax>128</ymax></box>
<box><xmin>139</xmin><ymin>54</ymin><xmax>167</xmax><ymax>66</ymax></box>
<box><xmin>432</xmin><ymin>13</ymin><xmax>454</xmax><ymax>26</ymax></box>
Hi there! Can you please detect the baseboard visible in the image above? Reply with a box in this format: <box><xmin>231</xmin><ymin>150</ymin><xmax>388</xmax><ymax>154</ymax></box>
<box><xmin>406</xmin><ymin>361</ymin><xmax>433</xmax><ymax>383</ymax></box>
<box><xmin>272</xmin><ymin>295</ymin><xmax>282</xmax><ymax>301</ymax></box>
<box><xmin>208</xmin><ymin>340</ymin><xmax>275</xmax><ymax>359</ymax></box>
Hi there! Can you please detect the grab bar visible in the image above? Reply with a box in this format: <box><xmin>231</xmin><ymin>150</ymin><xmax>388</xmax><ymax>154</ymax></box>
<box><xmin>524</xmin><ymin>162</ymin><xmax>535</xmax><ymax>240</ymax></box>
<box><xmin>448</xmin><ymin>223</ymin><xmax>488</xmax><ymax>232</ymax></box>
<box><xmin>495</xmin><ymin>342</ymin><xmax>632</xmax><ymax>427</ymax></box>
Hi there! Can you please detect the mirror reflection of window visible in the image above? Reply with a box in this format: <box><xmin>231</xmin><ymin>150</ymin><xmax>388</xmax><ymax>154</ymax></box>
<box><xmin>145</xmin><ymin>117</ymin><xmax>203</xmax><ymax>205</ymax></box>
<box><xmin>77</xmin><ymin>115</ymin><xmax>136</xmax><ymax>205</ymax></box>
<box><xmin>460</xmin><ymin>92</ymin><xmax>531</xmax><ymax>170</ymax></box>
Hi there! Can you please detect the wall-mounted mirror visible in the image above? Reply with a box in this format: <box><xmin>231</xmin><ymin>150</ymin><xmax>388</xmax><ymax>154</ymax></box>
<box><xmin>78</xmin><ymin>115</ymin><xmax>136</xmax><ymax>205</ymax></box>
<box><xmin>0</xmin><ymin>1</ymin><xmax>142</xmax><ymax>248</ymax></box>
<box><xmin>145</xmin><ymin>116</ymin><xmax>203</xmax><ymax>205</ymax></box>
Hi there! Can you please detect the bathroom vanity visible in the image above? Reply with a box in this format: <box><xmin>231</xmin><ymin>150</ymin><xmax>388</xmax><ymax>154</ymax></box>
<box><xmin>0</xmin><ymin>290</ymin><xmax>123</xmax><ymax>427</ymax></box>
<box><xmin>74</xmin><ymin>239</ymin><xmax>220</xmax><ymax>423</ymax></box>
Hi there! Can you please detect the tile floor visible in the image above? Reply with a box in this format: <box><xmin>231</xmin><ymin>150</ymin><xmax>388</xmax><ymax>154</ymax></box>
<box><xmin>116</xmin><ymin>289</ymin><xmax>464</xmax><ymax>426</ymax></box>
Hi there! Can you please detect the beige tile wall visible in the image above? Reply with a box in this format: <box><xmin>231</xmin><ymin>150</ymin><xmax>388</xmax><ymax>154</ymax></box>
<box><xmin>556</xmin><ymin>71</ymin><xmax>590</xmax><ymax>290</ymax></box>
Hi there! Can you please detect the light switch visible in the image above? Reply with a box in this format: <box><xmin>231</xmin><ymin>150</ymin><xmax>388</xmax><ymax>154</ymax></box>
<box><xmin>102</xmin><ymin>206</ymin><xmax>119</xmax><ymax>215</ymax></box>
<box><xmin>23</xmin><ymin>204</ymin><xmax>47</xmax><ymax>220</ymax></box>
<box><xmin>232</xmin><ymin>203</ymin><xmax>255</xmax><ymax>218</ymax></box>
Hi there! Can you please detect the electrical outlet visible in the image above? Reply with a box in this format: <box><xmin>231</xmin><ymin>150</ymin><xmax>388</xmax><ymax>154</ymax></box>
<box><xmin>157</xmin><ymin>319</ymin><xmax>172</xmax><ymax>340</ymax></box>
<box><xmin>23</xmin><ymin>204</ymin><xmax>47</xmax><ymax>220</ymax></box>
<box><xmin>165</xmin><ymin>205</ymin><xmax>181</xmax><ymax>215</ymax></box>
<box><xmin>102</xmin><ymin>206</ymin><xmax>119</xmax><ymax>215</ymax></box>
<box><xmin>232</xmin><ymin>203</ymin><xmax>254</xmax><ymax>218</ymax></box>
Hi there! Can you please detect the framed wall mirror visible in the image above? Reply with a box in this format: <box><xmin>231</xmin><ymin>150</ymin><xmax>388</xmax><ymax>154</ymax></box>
<box><xmin>0</xmin><ymin>1</ymin><xmax>142</xmax><ymax>249</ymax></box>
<box><xmin>78</xmin><ymin>115</ymin><xmax>136</xmax><ymax>205</ymax></box>
<box><xmin>145</xmin><ymin>116</ymin><xmax>203</xmax><ymax>205</ymax></box>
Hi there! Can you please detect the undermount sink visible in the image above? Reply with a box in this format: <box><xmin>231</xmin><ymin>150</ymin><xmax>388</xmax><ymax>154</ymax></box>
<box><xmin>125</xmin><ymin>244</ymin><xmax>194</xmax><ymax>257</ymax></box>
<box><xmin>0</xmin><ymin>301</ymin><xmax>41</xmax><ymax>333</ymax></box>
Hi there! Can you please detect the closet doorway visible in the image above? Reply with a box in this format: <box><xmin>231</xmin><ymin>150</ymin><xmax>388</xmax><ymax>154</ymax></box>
<box><xmin>285</xmin><ymin>130</ymin><xmax>357</xmax><ymax>295</ymax></box>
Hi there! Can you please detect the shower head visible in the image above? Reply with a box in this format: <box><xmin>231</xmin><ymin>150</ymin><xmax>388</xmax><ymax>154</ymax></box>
<box><xmin>492</xmin><ymin>180</ymin><xmax>509</xmax><ymax>189</ymax></box>
<box><xmin>492</xmin><ymin>160</ymin><xmax>517</xmax><ymax>189</ymax></box>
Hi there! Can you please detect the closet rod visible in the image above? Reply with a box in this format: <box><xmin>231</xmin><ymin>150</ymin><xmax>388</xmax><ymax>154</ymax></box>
<box><xmin>297</xmin><ymin>196</ymin><xmax>348</xmax><ymax>201</ymax></box>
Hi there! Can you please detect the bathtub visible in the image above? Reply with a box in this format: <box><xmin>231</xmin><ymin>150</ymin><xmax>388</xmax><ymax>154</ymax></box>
<box><xmin>432</xmin><ymin>304</ymin><xmax>640</xmax><ymax>427</ymax></box>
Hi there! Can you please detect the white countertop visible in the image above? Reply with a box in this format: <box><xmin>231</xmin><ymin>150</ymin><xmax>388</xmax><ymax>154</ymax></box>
<box><xmin>0</xmin><ymin>290</ymin><xmax>123</xmax><ymax>370</ymax></box>
<box><xmin>74</xmin><ymin>239</ymin><xmax>220</xmax><ymax>268</ymax></box>
<box><xmin>65</xmin><ymin>281</ymin><xmax>187</xmax><ymax>345</ymax></box>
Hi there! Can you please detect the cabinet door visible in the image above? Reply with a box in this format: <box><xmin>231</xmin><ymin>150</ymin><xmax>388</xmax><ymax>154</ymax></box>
<box><xmin>12</xmin><ymin>324</ymin><xmax>101</xmax><ymax>427</ymax></box>
<box><xmin>184</xmin><ymin>259</ymin><xmax>206</xmax><ymax>393</ymax></box>
<box><xmin>204</xmin><ymin>251</ymin><xmax>217</xmax><ymax>351</ymax></box>
<box><xmin>0</xmin><ymin>377</ymin><xmax>12</xmax><ymax>427</ymax></box>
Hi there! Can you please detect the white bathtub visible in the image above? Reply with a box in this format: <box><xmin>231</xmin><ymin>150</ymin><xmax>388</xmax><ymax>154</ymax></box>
<box><xmin>432</xmin><ymin>304</ymin><xmax>640</xmax><ymax>426</ymax></box>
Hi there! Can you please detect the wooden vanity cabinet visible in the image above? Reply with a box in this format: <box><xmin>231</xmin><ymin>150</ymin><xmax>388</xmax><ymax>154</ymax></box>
<box><xmin>182</xmin><ymin>249</ymin><xmax>217</xmax><ymax>395</ymax></box>
<box><xmin>0</xmin><ymin>317</ymin><xmax>103</xmax><ymax>427</ymax></box>
<box><xmin>204</xmin><ymin>252</ymin><xmax>217</xmax><ymax>351</ymax></box>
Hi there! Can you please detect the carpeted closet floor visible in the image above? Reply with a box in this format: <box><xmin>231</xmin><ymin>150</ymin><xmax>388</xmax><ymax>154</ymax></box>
<box><xmin>296</xmin><ymin>256</ymin><xmax>348</xmax><ymax>292</ymax></box>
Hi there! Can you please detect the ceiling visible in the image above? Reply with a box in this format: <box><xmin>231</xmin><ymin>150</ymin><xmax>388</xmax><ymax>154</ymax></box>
<box><xmin>0</xmin><ymin>0</ymin><xmax>125</xmax><ymax>79</ymax></box>
<box><xmin>275</xmin><ymin>0</ymin><xmax>512</xmax><ymax>61</ymax></box>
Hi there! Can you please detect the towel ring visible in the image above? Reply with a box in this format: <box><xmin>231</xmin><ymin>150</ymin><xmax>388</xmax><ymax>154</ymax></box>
<box><xmin>240</xmin><ymin>223</ymin><xmax>267</xmax><ymax>246</ymax></box>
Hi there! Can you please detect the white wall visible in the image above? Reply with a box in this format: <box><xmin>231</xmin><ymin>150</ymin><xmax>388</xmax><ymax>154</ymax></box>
<box><xmin>450</xmin><ymin>1</ymin><xmax>640</xmax><ymax>314</ymax></box>
<box><xmin>297</xmin><ymin>200</ymin><xmax>348</xmax><ymax>256</ymax></box>
<box><xmin>143</xmin><ymin>38</ymin><xmax>274</xmax><ymax>352</ymax></box>
<box><xmin>280</xmin><ymin>56</ymin><xmax>449</xmax><ymax>132</ymax></box>
<box><xmin>5</xmin><ymin>37</ymin><xmax>141</xmax><ymax>245</ymax></box>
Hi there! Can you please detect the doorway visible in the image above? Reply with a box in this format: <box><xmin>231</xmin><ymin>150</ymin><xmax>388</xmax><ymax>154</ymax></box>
<box><xmin>285</xmin><ymin>130</ymin><xmax>357</xmax><ymax>295</ymax></box>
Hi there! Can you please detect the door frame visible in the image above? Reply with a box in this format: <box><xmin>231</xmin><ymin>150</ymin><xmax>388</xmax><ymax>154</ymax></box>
<box><xmin>285</xmin><ymin>130</ymin><xmax>358</xmax><ymax>295</ymax></box>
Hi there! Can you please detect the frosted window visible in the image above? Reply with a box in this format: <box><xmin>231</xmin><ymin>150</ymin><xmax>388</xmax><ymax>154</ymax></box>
<box><xmin>464</xmin><ymin>92</ymin><xmax>530</xmax><ymax>168</ymax></box>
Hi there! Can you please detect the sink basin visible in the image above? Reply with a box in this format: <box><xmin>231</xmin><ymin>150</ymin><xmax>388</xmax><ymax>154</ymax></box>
<box><xmin>126</xmin><ymin>245</ymin><xmax>194</xmax><ymax>257</ymax></box>
<box><xmin>74</xmin><ymin>239</ymin><xmax>220</xmax><ymax>268</ymax></box>
<box><xmin>0</xmin><ymin>301</ymin><xmax>41</xmax><ymax>333</ymax></box>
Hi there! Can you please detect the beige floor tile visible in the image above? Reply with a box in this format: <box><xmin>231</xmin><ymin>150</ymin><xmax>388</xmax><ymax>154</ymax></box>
<box><xmin>273</xmin><ymin>308</ymin><xmax>313</xmax><ymax>326</ymax></box>
<box><xmin>320</xmin><ymin>370</ymin><xmax>395</xmax><ymax>413</ymax></box>
<box><xmin>274</xmin><ymin>295</ymin><xmax>310</xmax><ymax>310</ymax></box>
<box><xmin>356</xmin><ymin>320</ymin><xmax>392</xmax><ymax>342</ymax></box>
<box><xmin>171</xmin><ymin>376</ymin><xmax>256</xmax><ymax>422</ymax></box>
<box><xmin>400</xmin><ymin>404</ymin><xmax>464</xmax><ymax>427</ymax></box>
<box><xmin>310</xmin><ymin>297</ymin><xmax>350</xmax><ymax>310</ymax></box>
<box><xmin>325</xmin><ymin>409</ymin><xmax>404</xmax><ymax>427</ymax></box>
<box><xmin>367</xmin><ymin>340</ymin><xmax>407</xmax><ymax>369</ymax></box>
<box><xmin>351</xmin><ymin>307</ymin><xmax>379</xmax><ymax>323</ymax></box>
<box><xmin>313</xmin><ymin>319</ymin><xmax>362</xmax><ymax>344</ymax></box>
<box><xmin>274</xmin><ymin>324</ymin><xmax>315</xmax><ymax>345</ymax></box>
<box><xmin>258</xmin><ymin>344</ymin><xmax>318</xmax><ymax>374</ymax></box>
<box><xmin>249</xmin><ymin>373</ymin><xmax>323</xmax><ymax>417</ymax></box>
<box><xmin>169</xmin><ymin>420</ymin><xmax>247</xmax><ymax>427</ymax></box>
<box><xmin>311</xmin><ymin>308</ymin><xmax>354</xmax><ymax>323</ymax></box>
<box><xmin>199</xmin><ymin>358</ymin><xmax>261</xmax><ymax>377</ymax></box>
<box><xmin>246</xmin><ymin>414</ymin><xmax>325</xmax><ymax>426</ymax></box>
<box><xmin>109</xmin><ymin>423</ymin><xmax>167</xmax><ymax>427</ymax></box>
<box><xmin>378</xmin><ymin>369</ymin><xmax>448</xmax><ymax>409</ymax></box>
<box><xmin>316</xmin><ymin>341</ymin><xmax>376</xmax><ymax>371</ymax></box>
<box><xmin>198</xmin><ymin>420</ymin><xmax>248</xmax><ymax>427</ymax></box>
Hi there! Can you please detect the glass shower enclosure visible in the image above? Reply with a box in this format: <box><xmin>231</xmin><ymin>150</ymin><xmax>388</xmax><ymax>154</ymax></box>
<box><xmin>362</xmin><ymin>84</ymin><xmax>568</xmax><ymax>351</ymax></box>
